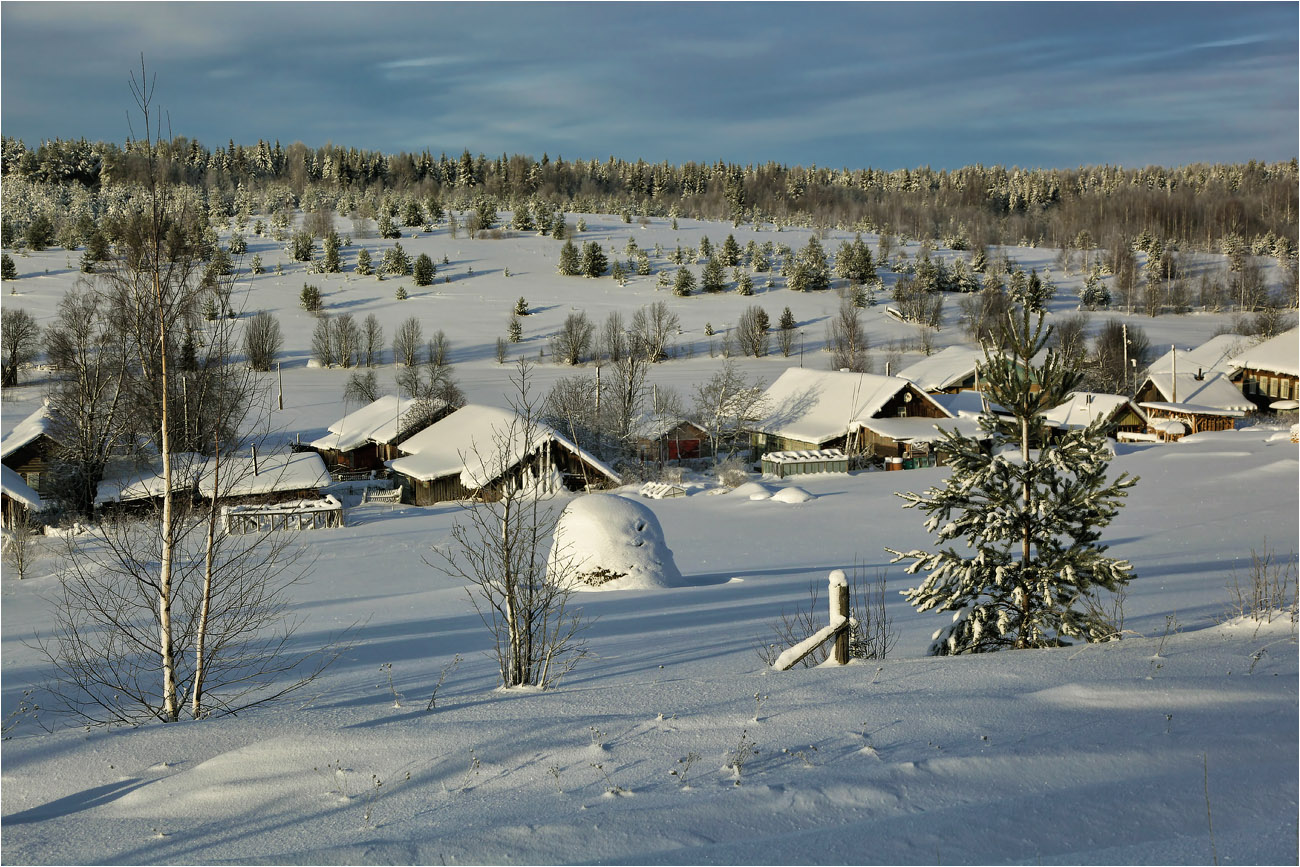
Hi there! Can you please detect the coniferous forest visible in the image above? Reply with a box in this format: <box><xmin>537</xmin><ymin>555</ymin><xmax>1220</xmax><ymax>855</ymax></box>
<box><xmin>3</xmin><ymin>136</ymin><xmax>1296</xmax><ymax>269</ymax></box>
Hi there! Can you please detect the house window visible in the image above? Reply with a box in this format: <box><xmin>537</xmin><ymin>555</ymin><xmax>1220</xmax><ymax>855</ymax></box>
<box><xmin>1267</xmin><ymin>376</ymin><xmax>1279</xmax><ymax>398</ymax></box>
<box><xmin>1282</xmin><ymin>379</ymin><xmax>1293</xmax><ymax>400</ymax></box>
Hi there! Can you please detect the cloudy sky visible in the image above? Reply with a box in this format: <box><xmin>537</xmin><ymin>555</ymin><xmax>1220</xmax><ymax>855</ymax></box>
<box><xmin>2</xmin><ymin>2</ymin><xmax>1295</xmax><ymax>170</ymax></box>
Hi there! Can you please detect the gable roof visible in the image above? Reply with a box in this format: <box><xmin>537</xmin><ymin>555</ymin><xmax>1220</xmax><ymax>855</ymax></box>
<box><xmin>0</xmin><ymin>403</ymin><xmax>55</xmax><ymax>461</ymax></box>
<box><xmin>308</xmin><ymin>395</ymin><xmax>421</xmax><ymax>453</ymax></box>
<box><xmin>896</xmin><ymin>346</ymin><xmax>987</xmax><ymax>392</ymax></box>
<box><xmin>1139</xmin><ymin>370</ymin><xmax>1254</xmax><ymax>413</ymax></box>
<box><xmin>390</xmin><ymin>404</ymin><xmax>620</xmax><ymax>487</ymax></box>
<box><xmin>1</xmin><ymin>465</ymin><xmax>43</xmax><ymax>510</ymax></box>
<box><xmin>1224</xmin><ymin>328</ymin><xmax>1299</xmax><ymax>378</ymax></box>
<box><xmin>753</xmin><ymin>368</ymin><xmax>951</xmax><ymax>446</ymax></box>
<box><xmin>1147</xmin><ymin>334</ymin><xmax>1247</xmax><ymax>379</ymax></box>
<box><xmin>1042</xmin><ymin>392</ymin><xmax>1146</xmax><ymax>430</ymax></box>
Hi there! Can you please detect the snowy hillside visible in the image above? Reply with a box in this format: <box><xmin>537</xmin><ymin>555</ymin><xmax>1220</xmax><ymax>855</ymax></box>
<box><xmin>2</xmin><ymin>215</ymin><xmax>1297</xmax><ymax>864</ymax></box>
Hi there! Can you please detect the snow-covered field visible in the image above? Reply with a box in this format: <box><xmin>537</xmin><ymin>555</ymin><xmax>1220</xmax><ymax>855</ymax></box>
<box><xmin>2</xmin><ymin>215</ymin><xmax>1297</xmax><ymax>864</ymax></box>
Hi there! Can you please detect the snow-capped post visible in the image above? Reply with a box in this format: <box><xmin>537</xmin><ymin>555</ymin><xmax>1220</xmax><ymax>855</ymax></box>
<box><xmin>772</xmin><ymin>570</ymin><xmax>851</xmax><ymax>670</ymax></box>
<box><xmin>831</xmin><ymin>569</ymin><xmax>850</xmax><ymax>665</ymax></box>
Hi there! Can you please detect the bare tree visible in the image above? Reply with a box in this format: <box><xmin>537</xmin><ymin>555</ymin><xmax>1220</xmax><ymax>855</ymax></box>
<box><xmin>343</xmin><ymin>370</ymin><xmax>381</xmax><ymax>405</ymax></box>
<box><xmin>599</xmin><ymin>310</ymin><xmax>627</xmax><ymax>363</ymax></box>
<box><xmin>311</xmin><ymin>316</ymin><xmax>337</xmax><ymax>367</ymax></box>
<box><xmin>1</xmin><ymin>307</ymin><xmax>40</xmax><ymax>388</ymax></box>
<box><xmin>362</xmin><ymin>314</ymin><xmax>384</xmax><ymax>367</ymax></box>
<box><xmin>428</xmin><ymin>360</ymin><xmax>589</xmax><ymax>688</ymax></box>
<box><xmin>826</xmin><ymin>298</ymin><xmax>868</xmax><ymax>371</ymax></box>
<box><xmin>44</xmin><ymin>287</ymin><xmax>131</xmax><ymax>518</ymax></box>
<box><xmin>736</xmin><ymin>305</ymin><xmax>770</xmax><ymax>357</ymax></box>
<box><xmin>629</xmin><ymin>301</ymin><xmax>679</xmax><ymax>362</ymax></box>
<box><xmin>551</xmin><ymin>312</ymin><xmax>594</xmax><ymax>365</ymax></box>
<box><xmin>331</xmin><ymin>313</ymin><xmax>361</xmax><ymax>368</ymax></box>
<box><xmin>393</xmin><ymin>316</ymin><xmax>423</xmax><ymax>368</ymax></box>
<box><xmin>693</xmin><ymin>361</ymin><xmax>769</xmax><ymax>459</ymax></box>
<box><xmin>242</xmin><ymin>311</ymin><xmax>282</xmax><ymax>372</ymax></box>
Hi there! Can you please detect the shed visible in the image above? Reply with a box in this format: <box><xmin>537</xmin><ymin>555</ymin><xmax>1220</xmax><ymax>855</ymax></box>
<box><xmin>760</xmin><ymin>448</ymin><xmax>850</xmax><ymax>478</ymax></box>
<box><xmin>631</xmin><ymin>415</ymin><xmax>709</xmax><ymax>462</ymax></box>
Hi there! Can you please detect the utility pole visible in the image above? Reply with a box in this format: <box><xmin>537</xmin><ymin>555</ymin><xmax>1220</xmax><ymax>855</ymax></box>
<box><xmin>277</xmin><ymin>362</ymin><xmax>284</xmax><ymax>411</ymax></box>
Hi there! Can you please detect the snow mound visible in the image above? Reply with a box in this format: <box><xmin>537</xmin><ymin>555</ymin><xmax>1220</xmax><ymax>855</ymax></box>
<box><xmin>730</xmin><ymin>481</ymin><xmax>771</xmax><ymax>500</ymax></box>
<box><xmin>771</xmin><ymin>486</ymin><xmax>815</xmax><ymax>504</ymax></box>
<box><xmin>549</xmin><ymin>494</ymin><xmax>682</xmax><ymax>591</ymax></box>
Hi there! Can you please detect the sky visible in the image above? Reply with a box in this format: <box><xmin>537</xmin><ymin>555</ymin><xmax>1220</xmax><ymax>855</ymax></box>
<box><xmin>1</xmin><ymin>2</ymin><xmax>1296</xmax><ymax>172</ymax></box>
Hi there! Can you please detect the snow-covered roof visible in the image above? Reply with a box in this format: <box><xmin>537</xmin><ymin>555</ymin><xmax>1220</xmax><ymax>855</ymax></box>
<box><xmin>0</xmin><ymin>403</ymin><xmax>55</xmax><ymax>460</ymax></box>
<box><xmin>857</xmin><ymin>415</ymin><xmax>988</xmax><ymax>443</ymax></box>
<box><xmin>1</xmin><ymin>464</ymin><xmax>42</xmax><ymax>509</ymax></box>
<box><xmin>196</xmin><ymin>451</ymin><xmax>332</xmax><ymax>499</ymax></box>
<box><xmin>96</xmin><ymin>451</ymin><xmax>331</xmax><ymax>503</ymax></box>
<box><xmin>1042</xmin><ymin>392</ymin><xmax>1146</xmax><ymax>430</ymax></box>
<box><xmin>927</xmin><ymin>390</ymin><xmax>1009</xmax><ymax>419</ymax></box>
<box><xmin>1147</xmin><ymin>334</ymin><xmax>1247</xmax><ymax>379</ymax></box>
<box><xmin>753</xmin><ymin>368</ymin><xmax>951</xmax><ymax>446</ymax></box>
<box><xmin>1141</xmin><ymin>371</ymin><xmax>1254</xmax><ymax>413</ymax></box>
<box><xmin>895</xmin><ymin>346</ymin><xmax>986</xmax><ymax>392</ymax></box>
<box><xmin>1224</xmin><ymin>329</ymin><xmax>1299</xmax><ymax>378</ymax></box>
<box><xmin>762</xmin><ymin>448</ymin><xmax>847</xmax><ymax>465</ymax></box>
<box><xmin>390</xmin><ymin>404</ymin><xmax>620</xmax><ymax>487</ymax></box>
<box><xmin>309</xmin><ymin>395</ymin><xmax>421</xmax><ymax>453</ymax></box>
<box><xmin>1138</xmin><ymin>400</ymin><xmax>1246</xmax><ymax>419</ymax></box>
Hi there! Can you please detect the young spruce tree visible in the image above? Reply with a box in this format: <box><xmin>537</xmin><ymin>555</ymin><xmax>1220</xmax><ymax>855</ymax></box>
<box><xmin>888</xmin><ymin>304</ymin><xmax>1137</xmax><ymax>654</ymax></box>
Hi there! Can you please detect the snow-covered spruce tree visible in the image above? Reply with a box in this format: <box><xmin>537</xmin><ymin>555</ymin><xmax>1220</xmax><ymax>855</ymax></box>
<box><xmin>888</xmin><ymin>304</ymin><xmax>1137</xmax><ymax>655</ymax></box>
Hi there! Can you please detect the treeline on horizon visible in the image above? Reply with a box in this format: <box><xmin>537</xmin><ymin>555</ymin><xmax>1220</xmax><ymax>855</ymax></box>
<box><xmin>2</xmin><ymin>134</ymin><xmax>1297</xmax><ymax>259</ymax></box>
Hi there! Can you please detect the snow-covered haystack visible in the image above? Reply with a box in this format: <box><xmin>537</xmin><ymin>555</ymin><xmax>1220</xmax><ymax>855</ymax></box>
<box><xmin>771</xmin><ymin>486</ymin><xmax>815</xmax><ymax>504</ymax></box>
<box><xmin>549</xmin><ymin>494</ymin><xmax>682</xmax><ymax>591</ymax></box>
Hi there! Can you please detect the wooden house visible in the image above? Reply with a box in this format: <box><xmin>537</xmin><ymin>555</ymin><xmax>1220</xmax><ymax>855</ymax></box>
<box><xmin>895</xmin><ymin>346</ymin><xmax>987</xmax><ymax>394</ymax></box>
<box><xmin>1224</xmin><ymin>328</ymin><xmax>1299</xmax><ymax>413</ymax></box>
<box><xmin>1134</xmin><ymin>370</ymin><xmax>1252</xmax><ymax>436</ymax></box>
<box><xmin>388</xmin><ymin>404</ymin><xmax>622</xmax><ymax>505</ymax></box>
<box><xmin>631</xmin><ymin>415</ymin><xmax>710</xmax><ymax>462</ymax></box>
<box><xmin>307</xmin><ymin>396</ymin><xmax>449</xmax><ymax>471</ymax></box>
<box><xmin>747</xmin><ymin>368</ymin><xmax>953</xmax><ymax>461</ymax></box>
<box><xmin>2</xmin><ymin>464</ymin><xmax>44</xmax><ymax>531</ymax></box>
<box><xmin>1041</xmin><ymin>392</ymin><xmax>1148</xmax><ymax>439</ymax></box>
<box><xmin>0</xmin><ymin>403</ymin><xmax>58</xmax><ymax>497</ymax></box>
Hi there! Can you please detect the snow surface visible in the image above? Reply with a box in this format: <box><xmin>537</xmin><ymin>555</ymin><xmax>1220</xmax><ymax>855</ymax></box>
<box><xmin>550</xmin><ymin>494</ymin><xmax>682</xmax><ymax>591</ymax></box>
<box><xmin>2</xmin><ymin>213</ymin><xmax>1297</xmax><ymax>865</ymax></box>
<box><xmin>0</xmin><ymin>464</ymin><xmax>42</xmax><ymax>510</ymax></box>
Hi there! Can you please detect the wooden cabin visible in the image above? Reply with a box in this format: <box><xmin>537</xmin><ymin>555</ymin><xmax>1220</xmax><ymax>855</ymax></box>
<box><xmin>748</xmin><ymin>368</ymin><xmax>952</xmax><ymax>461</ymax></box>
<box><xmin>632</xmin><ymin>416</ymin><xmax>710</xmax><ymax>462</ymax></box>
<box><xmin>0</xmin><ymin>404</ymin><xmax>58</xmax><ymax>498</ymax></box>
<box><xmin>1225</xmin><ymin>329</ymin><xmax>1299</xmax><ymax>414</ymax></box>
<box><xmin>388</xmin><ymin>405</ymin><xmax>621</xmax><ymax>506</ymax></box>
<box><xmin>308</xmin><ymin>396</ymin><xmax>450</xmax><ymax>472</ymax></box>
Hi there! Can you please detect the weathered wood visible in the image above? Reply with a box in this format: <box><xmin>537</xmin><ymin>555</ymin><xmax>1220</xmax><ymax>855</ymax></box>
<box><xmin>772</xmin><ymin>570</ymin><xmax>851</xmax><ymax>671</ymax></box>
<box><xmin>832</xmin><ymin>579</ymin><xmax>850</xmax><ymax>665</ymax></box>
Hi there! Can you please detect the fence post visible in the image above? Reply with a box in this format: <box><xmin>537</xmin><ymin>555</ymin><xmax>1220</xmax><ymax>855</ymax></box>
<box><xmin>830</xmin><ymin>569</ymin><xmax>849</xmax><ymax>665</ymax></box>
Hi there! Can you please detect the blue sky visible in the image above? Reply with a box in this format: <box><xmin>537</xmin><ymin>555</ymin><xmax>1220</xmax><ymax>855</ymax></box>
<box><xmin>2</xmin><ymin>2</ymin><xmax>1295</xmax><ymax>170</ymax></box>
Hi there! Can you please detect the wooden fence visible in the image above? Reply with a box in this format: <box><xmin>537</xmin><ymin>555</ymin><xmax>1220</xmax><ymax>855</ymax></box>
<box><xmin>772</xmin><ymin>570</ymin><xmax>850</xmax><ymax>670</ymax></box>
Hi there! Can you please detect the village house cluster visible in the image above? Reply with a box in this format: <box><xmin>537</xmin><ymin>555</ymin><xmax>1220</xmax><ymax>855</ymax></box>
<box><xmin>3</xmin><ymin>329</ymin><xmax>1296</xmax><ymax>531</ymax></box>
